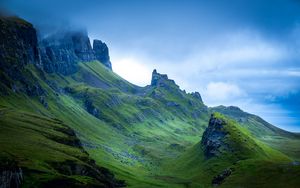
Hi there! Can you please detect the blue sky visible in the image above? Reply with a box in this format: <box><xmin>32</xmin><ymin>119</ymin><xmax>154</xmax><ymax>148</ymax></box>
<box><xmin>1</xmin><ymin>0</ymin><xmax>300</xmax><ymax>132</ymax></box>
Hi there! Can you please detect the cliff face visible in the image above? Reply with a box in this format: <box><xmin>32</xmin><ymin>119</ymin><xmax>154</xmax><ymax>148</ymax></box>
<box><xmin>0</xmin><ymin>158</ymin><xmax>23</xmax><ymax>188</ymax></box>
<box><xmin>40</xmin><ymin>31</ymin><xmax>112</xmax><ymax>74</ymax></box>
<box><xmin>201</xmin><ymin>114</ymin><xmax>228</xmax><ymax>158</ymax></box>
<box><xmin>0</xmin><ymin>16</ymin><xmax>113</xmax><ymax>94</ymax></box>
<box><xmin>0</xmin><ymin>16</ymin><xmax>41</xmax><ymax>70</ymax></box>
<box><xmin>0</xmin><ymin>16</ymin><xmax>44</xmax><ymax>96</ymax></box>
<box><xmin>40</xmin><ymin>30</ymin><xmax>95</xmax><ymax>75</ymax></box>
<box><xmin>93</xmin><ymin>39</ymin><xmax>112</xmax><ymax>70</ymax></box>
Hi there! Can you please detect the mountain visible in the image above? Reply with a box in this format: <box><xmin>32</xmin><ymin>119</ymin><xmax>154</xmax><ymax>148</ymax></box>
<box><xmin>0</xmin><ymin>16</ymin><xmax>300</xmax><ymax>188</ymax></box>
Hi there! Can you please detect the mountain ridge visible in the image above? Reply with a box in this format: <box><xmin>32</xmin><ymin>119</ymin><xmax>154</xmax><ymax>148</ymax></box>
<box><xmin>1</xmin><ymin>15</ymin><xmax>300</xmax><ymax>188</ymax></box>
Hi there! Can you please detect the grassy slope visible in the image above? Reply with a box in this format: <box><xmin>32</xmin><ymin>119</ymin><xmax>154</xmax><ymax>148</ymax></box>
<box><xmin>0</xmin><ymin>105</ymin><xmax>120</xmax><ymax>187</ymax></box>
<box><xmin>1</xmin><ymin>61</ymin><xmax>300</xmax><ymax>187</ymax></box>
<box><xmin>211</xmin><ymin>106</ymin><xmax>300</xmax><ymax>160</ymax></box>
<box><xmin>167</xmin><ymin>113</ymin><xmax>300</xmax><ymax>188</ymax></box>
<box><xmin>1</xmin><ymin>62</ymin><xmax>208</xmax><ymax>187</ymax></box>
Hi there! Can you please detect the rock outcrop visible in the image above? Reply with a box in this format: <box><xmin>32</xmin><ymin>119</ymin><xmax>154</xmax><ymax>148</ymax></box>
<box><xmin>93</xmin><ymin>40</ymin><xmax>112</xmax><ymax>70</ymax></box>
<box><xmin>39</xmin><ymin>30</ymin><xmax>95</xmax><ymax>75</ymax></box>
<box><xmin>0</xmin><ymin>16</ymin><xmax>44</xmax><ymax>96</ymax></box>
<box><xmin>212</xmin><ymin>168</ymin><xmax>233</xmax><ymax>186</ymax></box>
<box><xmin>191</xmin><ymin>92</ymin><xmax>203</xmax><ymax>103</ymax></box>
<box><xmin>201</xmin><ymin>114</ymin><xmax>228</xmax><ymax>158</ymax></box>
<box><xmin>40</xmin><ymin>31</ymin><xmax>113</xmax><ymax>74</ymax></box>
<box><xmin>0</xmin><ymin>16</ymin><xmax>41</xmax><ymax>68</ymax></box>
<box><xmin>151</xmin><ymin>69</ymin><xmax>179</xmax><ymax>88</ymax></box>
<box><xmin>0</xmin><ymin>159</ymin><xmax>23</xmax><ymax>188</ymax></box>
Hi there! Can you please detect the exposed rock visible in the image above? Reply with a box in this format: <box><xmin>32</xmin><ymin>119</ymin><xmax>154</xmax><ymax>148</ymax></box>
<box><xmin>191</xmin><ymin>109</ymin><xmax>202</xmax><ymax>119</ymax></box>
<box><xmin>150</xmin><ymin>90</ymin><xmax>163</xmax><ymax>99</ymax></box>
<box><xmin>151</xmin><ymin>69</ymin><xmax>178</xmax><ymax>88</ymax></box>
<box><xmin>85</xmin><ymin>100</ymin><xmax>100</xmax><ymax>118</ymax></box>
<box><xmin>93</xmin><ymin>40</ymin><xmax>112</xmax><ymax>70</ymax></box>
<box><xmin>166</xmin><ymin>101</ymin><xmax>180</xmax><ymax>107</ymax></box>
<box><xmin>44</xmin><ymin>122</ymin><xmax>125</xmax><ymax>187</ymax></box>
<box><xmin>212</xmin><ymin>168</ymin><xmax>233</xmax><ymax>186</ymax></box>
<box><xmin>40</xmin><ymin>30</ymin><xmax>95</xmax><ymax>75</ymax></box>
<box><xmin>0</xmin><ymin>16</ymin><xmax>41</xmax><ymax>69</ymax></box>
<box><xmin>105</xmin><ymin>95</ymin><xmax>122</xmax><ymax>108</ymax></box>
<box><xmin>0</xmin><ymin>159</ymin><xmax>23</xmax><ymax>188</ymax></box>
<box><xmin>191</xmin><ymin>92</ymin><xmax>203</xmax><ymax>103</ymax></box>
<box><xmin>72</xmin><ymin>31</ymin><xmax>95</xmax><ymax>62</ymax></box>
<box><xmin>50</xmin><ymin>159</ymin><xmax>125</xmax><ymax>188</ymax></box>
<box><xmin>201</xmin><ymin>114</ymin><xmax>229</xmax><ymax>158</ymax></box>
<box><xmin>39</xmin><ymin>96</ymin><xmax>48</xmax><ymax>108</ymax></box>
<box><xmin>40</xmin><ymin>31</ymin><xmax>114</xmax><ymax>75</ymax></box>
<box><xmin>0</xmin><ymin>16</ymin><xmax>45</xmax><ymax>96</ymax></box>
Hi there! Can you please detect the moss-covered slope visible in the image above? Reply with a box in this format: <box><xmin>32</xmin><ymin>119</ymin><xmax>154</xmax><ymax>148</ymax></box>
<box><xmin>1</xmin><ymin>16</ymin><xmax>300</xmax><ymax>188</ymax></box>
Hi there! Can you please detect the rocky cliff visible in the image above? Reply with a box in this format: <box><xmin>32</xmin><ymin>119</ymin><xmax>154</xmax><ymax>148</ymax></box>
<box><xmin>0</xmin><ymin>16</ymin><xmax>41</xmax><ymax>68</ymax></box>
<box><xmin>201</xmin><ymin>113</ymin><xmax>229</xmax><ymax>158</ymax></box>
<box><xmin>0</xmin><ymin>16</ymin><xmax>44</xmax><ymax>96</ymax></box>
<box><xmin>40</xmin><ymin>31</ymin><xmax>112</xmax><ymax>74</ymax></box>
<box><xmin>93</xmin><ymin>40</ymin><xmax>112</xmax><ymax>70</ymax></box>
<box><xmin>39</xmin><ymin>30</ymin><xmax>95</xmax><ymax>75</ymax></box>
<box><xmin>151</xmin><ymin>69</ymin><xmax>179</xmax><ymax>88</ymax></box>
<box><xmin>0</xmin><ymin>158</ymin><xmax>23</xmax><ymax>188</ymax></box>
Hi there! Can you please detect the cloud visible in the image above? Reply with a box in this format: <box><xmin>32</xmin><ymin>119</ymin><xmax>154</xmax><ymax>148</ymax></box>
<box><xmin>111</xmin><ymin>55</ymin><xmax>152</xmax><ymax>86</ymax></box>
<box><xmin>202</xmin><ymin>82</ymin><xmax>246</xmax><ymax>104</ymax></box>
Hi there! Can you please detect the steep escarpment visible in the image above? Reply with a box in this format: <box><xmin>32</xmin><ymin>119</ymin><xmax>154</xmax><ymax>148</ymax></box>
<box><xmin>93</xmin><ymin>40</ymin><xmax>112</xmax><ymax>70</ymax></box>
<box><xmin>0</xmin><ymin>16</ymin><xmax>41</xmax><ymax>68</ymax></box>
<box><xmin>0</xmin><ymin>16</ymin><xmax>44</xmax><ymax>96</ymax></box>
<box><xmin>0</xmin><ymin>16</ymin><xmax>124</xmax><ymax>188</ymax></box>
<box><xmin>40</xmin><ymin>30</ymin><xmax>112</xmax><ymax>75</ymax></box>
<box><xmin>1</xmin><ymin>15</ymin><xmax>300</xmax><ymax>188</ymax></box>
<box><xmin>39</xmin><ymin>30</ymin><xmax>95</xmax><ymax>74</ymax></box>
<box><xmin>0</xmin><ymin>158</ymin><xmax>23</xmax><ymax>188</ymax></box>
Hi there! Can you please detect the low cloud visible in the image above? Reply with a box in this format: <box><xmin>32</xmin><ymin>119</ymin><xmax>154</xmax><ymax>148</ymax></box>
<box><xmin>202</xmin><ymin>82</ymin><xmax>246</xmax><ymax>105</ymax></box>
<box><xmin>111</xmin><ymin>55</ymin><xmax>153</xmax><ymax>86</ymax></box>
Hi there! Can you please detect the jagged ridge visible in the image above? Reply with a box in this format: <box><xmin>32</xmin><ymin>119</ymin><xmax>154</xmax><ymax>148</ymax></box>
<box><xmin>1</xmin><ymin>15</ymin><xmax>300</xmax><ymax>188</ymax></box>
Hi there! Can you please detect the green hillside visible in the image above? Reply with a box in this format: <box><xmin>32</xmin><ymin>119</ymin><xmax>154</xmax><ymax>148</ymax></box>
<box><xmin>212</xmin><ymin>106</ymin><xmax>300</xmax><ymax>160</ymax></box>
<box><xmin>1</xmin><ymin>16</ymin><xmax>300</xmax><ymax>188</ymax></box>
<box><xmin>167</xmin><ymin>113</ymin><xmax>300</xmax><ymax>188</ymax></box>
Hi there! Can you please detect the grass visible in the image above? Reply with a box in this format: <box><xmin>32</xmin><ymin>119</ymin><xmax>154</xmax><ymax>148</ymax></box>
<box><xmin>0</xmin><ymin>107</ymin><xmax>96</xmax><ymax>186</ymax></box>
<box><xmin>1</xmin><ymin>61</ymin><xmax>300</xmax><ymax>187</ymax></box>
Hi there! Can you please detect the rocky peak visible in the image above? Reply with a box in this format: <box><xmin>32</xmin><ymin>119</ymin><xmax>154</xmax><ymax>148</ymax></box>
<box><xmin>71</xmin><ymin>30</ymin><xmax>95</xmax><ymax>62</ymax></box>
<box><xmin>191</xmin><ymin>92</ymin><xmax>203</xmax><ymax>103</ymax></box>
<box><xmin>93</xmin><ymin>40</ymin><xmax>112</xmax><ymax>70</ymax></box>
<box><xmin>150</xmin><ymin>69</ymin><xmax>178</xmax><ymax>88</ymax></box>
<box><xmin>201</xmin><ymin>113</ymin><xmax>228</xmax><ymax>158</ymax></box>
